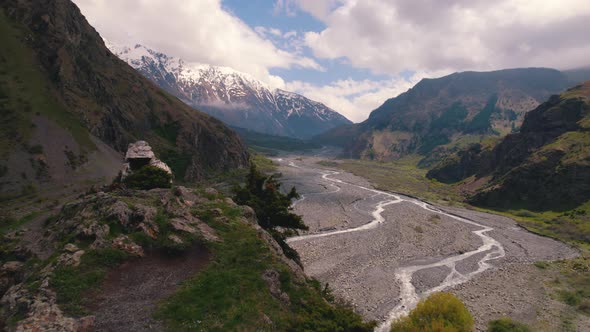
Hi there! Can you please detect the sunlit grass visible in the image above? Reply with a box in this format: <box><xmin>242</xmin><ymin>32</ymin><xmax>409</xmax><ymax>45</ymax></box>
<box><xmin>317</xmin><ymin>156</ymin><xmax>462</xmax><ymax>204</ymax></box>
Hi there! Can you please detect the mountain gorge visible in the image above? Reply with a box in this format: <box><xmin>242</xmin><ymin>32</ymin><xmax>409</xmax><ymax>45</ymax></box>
<box><xmin>428</xmin><ymin>81</ymin><xmax>590</xmax><ymax>211</ymax></box>
<box><xmin>111</xmin><ymin>44</ymin><xmax>352</xmax><ymax>139</ymax></box>
<box><xmin>317</xmin><ymin>68</ymin><xmax>580</xmax><ymax>165</ymax></box>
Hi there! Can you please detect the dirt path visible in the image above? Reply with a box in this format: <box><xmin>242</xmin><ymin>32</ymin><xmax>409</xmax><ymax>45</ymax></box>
<box><xmin>90</xmin><ymin>245</ymin><xmax>210</xmax><ymax>332</ymax></box>
<box><xmin>278</xmin><ymin>156</ymin><xmax>580</xmax><ymax>331</ymax></box>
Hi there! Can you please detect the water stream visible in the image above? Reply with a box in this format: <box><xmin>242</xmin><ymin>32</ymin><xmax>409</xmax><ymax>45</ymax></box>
<box><xmin>284</xmin><ymin>160</ymin><xmax>505</xmax><ymax>332</ymax></box>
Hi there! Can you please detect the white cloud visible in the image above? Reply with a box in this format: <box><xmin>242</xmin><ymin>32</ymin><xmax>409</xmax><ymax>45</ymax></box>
<box><xmin>297</xmin><ymin>0</ymin><xmax>590</xmax><ymax>74</ymax></box>
<box><xmin>273</xmin><ymin>0</ymin><xmax>297</xmax><ymax>16</ymax></box>
<box><xmin>283</xmin><ymin>30</ymin><xmax>298</xmax><ymax>39</ymax></box>
<box><xmin>73</xmin><ymin>0</ymin><xmax>322</xmax><ymax>88</ymax></box>
<box><xmin>285</xmin><ymin>71</ymin><xmax>443</xmax><ymax>122</ymax></box>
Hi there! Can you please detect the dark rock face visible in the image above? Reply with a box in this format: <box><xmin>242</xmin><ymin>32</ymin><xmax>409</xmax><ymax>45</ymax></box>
<box><xmin>0</xmin><ymin>0</ymin><xmax>249</xmax><ymax>180</ymax></box>
<box><xmin>426</xmin><ymin>144</ymin><xmax>494</xmax><ymax>184</ymax></box>
<box><xmin>428</xmin><ymin>82</ymin><xmax>590</xmax><ymax>210</ymax></box>
<box><xmin>317</xmin><ymin>68</ymin><xmax>576</xmax><ymax>162</ymax></box>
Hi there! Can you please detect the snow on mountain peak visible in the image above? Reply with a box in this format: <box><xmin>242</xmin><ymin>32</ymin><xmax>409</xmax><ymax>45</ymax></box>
<box><xmin>108</xmin><ymin>42</ymin><xmax>352</xmax><ymax>138</ymax></box>
<box><xmin>109</xmin><ymin>43</ymin><xmax>270</xmax><ymax>92</ymax></box>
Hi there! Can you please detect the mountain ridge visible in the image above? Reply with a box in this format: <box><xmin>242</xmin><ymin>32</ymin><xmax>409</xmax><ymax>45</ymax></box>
<box><xmin>427</xmin><ymin>81</ymin><xmax>590</xmax><ymax>210</ymax></box>
<box><xmin>110</xmin><ymin>43</ymin><xmax>352</xmax><ymax>139</ymax></box>
<box><xmin>316</xmin><ymin>67</ymin><xmax>583</xmax><ymax>165</ymax></box>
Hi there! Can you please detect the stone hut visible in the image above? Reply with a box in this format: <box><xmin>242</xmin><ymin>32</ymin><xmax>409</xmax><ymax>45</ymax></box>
<box><xmin>121</xmin><ymin>141</ymin><xmax>172</xmax><ymax>179</ymax></box>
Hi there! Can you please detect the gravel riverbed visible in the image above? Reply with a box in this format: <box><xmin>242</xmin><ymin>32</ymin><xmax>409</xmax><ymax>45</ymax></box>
<box><xmin>278</xmin><ymin>156</ymin><xmax>580</xmax><ymax>331</ymax></box>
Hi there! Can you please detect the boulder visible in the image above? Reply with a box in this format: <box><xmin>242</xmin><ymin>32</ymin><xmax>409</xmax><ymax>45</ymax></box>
<box><xmin>261</xmin><ymin>269</ymin><xmax>290</xmax><ymax>305</ymax></box>
<box><xmin>121</xmin><ymin>141</ymin><xmax>172</xmax><ymax>180</ymax></box>
<box><xmin>15</xmin><ymin>296</ymin><xmax>94</xmax><ymax>332</ymax></box>
<box><xmin>111</xmin><ymin>235</ymin><xmax>144</xmax><ymax>257</ymax></box>
<box><xmin>196</xmin><ymin>223</ymin><xmax>220</xmax><ymax>242</ymax></box>
<box><xmin>1</xmin><ymin>261</ymin><xmax>24</xmax><ymax>274</ymax></box>
<box><xmin>106</xmin><ymin>201</ymin><xmax>132</xmax><ymax>227</ymax></box>
<box><xmin>168</xmin><ymin>234</ymin><xmax>184</xmax><ymax>245</ymax></box>
<box><xmin>241</xmin><ymin>206</ymin><xmax>257</xmax><ymax>223</ymax></box>
<box><xmin>170</xmin><ymin>217</ymin><xmax>198</xmax><ymax>234</ymax></box>
<box><xmin>224</xmin><ymin>197</ymin><xmax>237</xmax><ymax>207</ymax></box>
<box><xmin>57</xmin><ymin>250</ymin><xmax>85</xmax><ymax>267</ymax></box>
<box><xmin>125</xmin><ymin>140</ymin><xmax>155</xmax><ymax>160</ymax></box>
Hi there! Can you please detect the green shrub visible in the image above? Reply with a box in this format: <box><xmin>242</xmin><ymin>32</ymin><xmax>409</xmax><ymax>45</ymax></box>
<box><xmin>123</xmin><ymin>165</ymin><xmax>172</xmax><ymax>190</ymax></box>
<box><xmin>487</xmin><ymin>317</ymin><xmax>532</xmax><ymax>332</ymax></box>
<box><xmin>233</xmin><ymin>163</ymin><xmax>307</xmax><ymax>264</ymax></box>
<box><xmin>390</xmin><ymin>292</ymin><xmax>474</xmax><ymax>332</ymax></box>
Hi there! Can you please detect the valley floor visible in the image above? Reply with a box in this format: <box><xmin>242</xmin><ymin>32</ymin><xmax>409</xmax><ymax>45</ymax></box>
<box><xmin>278</xmin><ymin>155</ymin><xmax>585</xmax><ymax>331</ymax></box>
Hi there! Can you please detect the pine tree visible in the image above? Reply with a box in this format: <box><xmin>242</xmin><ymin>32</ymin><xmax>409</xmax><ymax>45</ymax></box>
<box><xmin>234</xmin><ymin>163</ymin><xmax>307</xmax><ymax>263</ymax></box>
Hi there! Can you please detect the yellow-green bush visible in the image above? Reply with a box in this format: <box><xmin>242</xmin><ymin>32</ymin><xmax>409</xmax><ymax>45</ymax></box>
<box><xmin>391</xmin><ymin>292</ymin><xmax>474</xmax><ymax>332</ymax></box>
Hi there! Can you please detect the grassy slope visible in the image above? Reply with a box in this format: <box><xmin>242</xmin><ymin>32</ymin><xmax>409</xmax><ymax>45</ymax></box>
<box><xmin>318</xmin><ymin>156</ymin><xmax>462</xmax><ymax>204</ymax></box>
<box><xmin>0</xmin><ymin>8</ymin><xmax>115</xmax><ymax>208</ymax></box>
<box><xmin>0</xmin><ymin>9</ymin><xmax>93</xmax><ymax>156</ymax></box>
<box><xmin>158</xmin><ymin>198</ymin><xmax>373</xmax><ymax>331</ymax></box>
<box><xmin>30</xmin><ymin>184</ymin><xmax>372</xmax><ymax>331</ymax></box>
<box><xmin>232</xmin><ymin>127</ymin><xmax>321</xmax><ymax>155</ymax></box>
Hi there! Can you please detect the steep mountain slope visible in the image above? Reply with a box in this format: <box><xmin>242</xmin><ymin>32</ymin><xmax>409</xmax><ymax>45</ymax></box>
<box><xmin>111</xmin><ymin>44</ymin><xmax>352</xmax><ymax>138</ymax></box>
<box><xmin>317</xmin><ymin>68</ymin><xmax>575</xmax><ymax>164</ymax></box>
<box><xmin>0</xmin><ymin>0</ymin><xmax>248</xmax><ymax>200</ymax></box>
<box><xmin>428</xmin><ymin>81</ymin><xmax>590</xmax><ymax>210</ymax></box>
<box><xmin>231</xmin><ymin>126</ymin><xmax>321</xmax><ymax>153</ymax></box>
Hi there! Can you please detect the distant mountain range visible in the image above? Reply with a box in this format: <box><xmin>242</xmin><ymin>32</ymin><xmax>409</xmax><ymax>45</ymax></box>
<box><xmin>317</xmin><ymin>68</ymin><xmax>589</xmax><ymax>165</ymax></box>
<box><xmin>428</xmin><ymin>80</ymin><xmax>590</xmax><ymax>210</ymax></box>
<box><xmin>109</xmin><ymin>44</ymin><xmax>351</xmax><ymax>139</ymax></box>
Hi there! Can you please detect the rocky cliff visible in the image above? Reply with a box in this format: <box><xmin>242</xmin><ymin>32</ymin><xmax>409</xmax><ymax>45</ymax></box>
<box><xmin>0</xmin><ymin>0</ymin><xmax>249</xmax><ymax>200</ymax></box>
<box><xmin>428</xmin><ymin>81</ymin><xmax>590</xmax><ymax>210</ymax></box>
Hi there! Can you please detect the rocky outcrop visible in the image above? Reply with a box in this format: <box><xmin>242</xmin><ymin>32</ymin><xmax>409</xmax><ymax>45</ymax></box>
<box><xmin>428</xmin><ymin>81</ymin><xmax>590</xmax><ymax>210</ymax></box>
<box><xmin>238</xmin><ymin>206</ymin><xmax>306</xmax><ymax>282</ymax></box>
<box><xmin>261</xmin><ymin>269</ymin><xmax>290</xmax><ymax>305</ymax></box>
<box><xmin>3</xmin><ymin>284</ymin><xmax>94</xmax><ymax>332</ymax></box>
<box><xmin>121</xmin><ymin>141</ymin><xmax>172</xmax><ymax>179</ymax></box>
<box><xmin>0</xmin><ymin>186</ymin><xmax>221</xmax><ymax>330</ymax></box>
<box><xmin>0</xmin><ymin>186</ymin><xmax>307</xmax><ymax>332</ymax></box>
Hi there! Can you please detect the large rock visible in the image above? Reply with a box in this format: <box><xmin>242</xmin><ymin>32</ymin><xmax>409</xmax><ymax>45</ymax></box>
<box><xmin>121</xmin><ymin>141</ymin><xmax>173</xmax><ymax>180</ymax></box>
<box><xmin>125</xmin><ymin>140</ymin><xmax>155</xmax><ymax>160</ymax></box>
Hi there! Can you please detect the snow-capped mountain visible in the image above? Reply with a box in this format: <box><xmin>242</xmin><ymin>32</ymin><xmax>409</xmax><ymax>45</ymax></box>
<box><xmin>109</xmin><ymin>43</ymin><xmax>352</xmax><ymax>138</ymax></box>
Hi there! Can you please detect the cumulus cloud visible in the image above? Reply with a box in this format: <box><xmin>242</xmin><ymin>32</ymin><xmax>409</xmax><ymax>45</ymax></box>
<box><xmin>275</xmin><ymin>0</ymin><xmax>342</xmax><ymax>20</ymax></box>
<box><xmin>299</xmin><ymin>0</ymin><xmax>590</xmax><ymax>74</ymax></box>
<box><xmin>285</xmin><ymin>71</ymin><xmax>443</xmax><ymax>122</ymax></box>
<box><xmin>73</xmin><ymin>0</ymin><xmax>322</xmax><ymax>87</ymax></box>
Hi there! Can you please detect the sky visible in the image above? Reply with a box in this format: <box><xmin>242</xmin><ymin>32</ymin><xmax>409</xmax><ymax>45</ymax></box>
<box><xmin>73</xmin><ymin>0</ymin><xmax>590</xmax><ymax>122</ymax></box>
